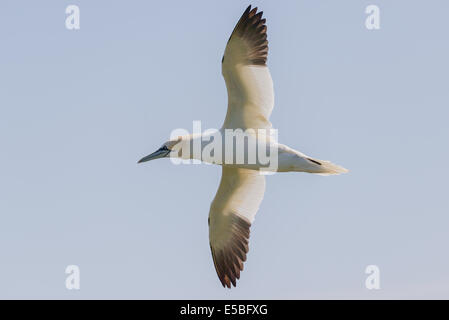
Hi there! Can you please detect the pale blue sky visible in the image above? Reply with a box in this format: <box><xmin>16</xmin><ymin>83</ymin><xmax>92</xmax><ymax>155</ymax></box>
<box><xmin>0</xmin><ymin>0</ymin><xmax>448</xmax><ymax>299</ymax></box>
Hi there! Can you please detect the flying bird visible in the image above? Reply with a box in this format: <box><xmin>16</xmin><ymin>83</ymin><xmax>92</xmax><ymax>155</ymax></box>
<box><xmin>138</xmin><ymin>5</ymin><xmax>348</xmax><ymax>288</ymax></box>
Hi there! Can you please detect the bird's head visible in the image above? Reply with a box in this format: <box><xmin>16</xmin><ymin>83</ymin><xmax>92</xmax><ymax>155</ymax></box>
<box><xmin>137</xmin><ymin>136</ymin><xmax>183</xmax><ymax>164</ymax></box>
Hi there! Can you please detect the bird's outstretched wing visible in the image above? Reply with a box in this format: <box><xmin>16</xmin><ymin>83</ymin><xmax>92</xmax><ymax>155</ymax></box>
<box><xmin>208</xmin><ymin>167</ymin><xmax>265</xmax><ymax>288</ymax></box>
<box><xmin>221</xmin><ymin>5</ymin><xmax>274</xmax><ymax>130</ymax></box>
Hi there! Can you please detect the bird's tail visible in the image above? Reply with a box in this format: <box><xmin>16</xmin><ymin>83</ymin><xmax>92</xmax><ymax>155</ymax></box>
<box><xmin>306</xmin><ymin>157</ymin><xmax>349</xmax><ymax>176</ymax></box>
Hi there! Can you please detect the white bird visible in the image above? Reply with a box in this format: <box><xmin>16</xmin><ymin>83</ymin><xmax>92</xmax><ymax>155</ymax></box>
<box><xmin>138</xmin><ymin>5</ymin><xmax>348</xmax><ymax>288</ymax></box>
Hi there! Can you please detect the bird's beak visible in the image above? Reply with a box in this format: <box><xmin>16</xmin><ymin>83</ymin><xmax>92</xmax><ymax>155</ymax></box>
<box><xmin>137</xmin><ymin>148</ymin><xmax>170</xmax><ymax>163</ymax></box>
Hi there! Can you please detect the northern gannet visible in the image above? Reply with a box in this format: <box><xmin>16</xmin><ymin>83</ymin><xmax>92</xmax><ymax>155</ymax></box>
<box><xmin>138</xmin><ymin>5</ymin><xmax>348</xmax><ymax>288</ymax></box>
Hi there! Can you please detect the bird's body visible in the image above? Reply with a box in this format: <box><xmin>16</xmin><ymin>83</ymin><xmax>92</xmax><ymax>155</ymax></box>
<box><xmin>170</xmin><ymin>131</ymin><xmax>346</xmax><ymax>174</ymax></box>
<box><xmin>138</xmin><ymin>5</ymin><xmax>348</xmax><ymax>288</ymax></box>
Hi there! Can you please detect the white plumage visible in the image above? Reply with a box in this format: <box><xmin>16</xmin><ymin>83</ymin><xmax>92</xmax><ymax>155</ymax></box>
<box><xmin>138</xmin><ymin>5</ymin><xmax>347</xmax><ymax>288</ymax></box>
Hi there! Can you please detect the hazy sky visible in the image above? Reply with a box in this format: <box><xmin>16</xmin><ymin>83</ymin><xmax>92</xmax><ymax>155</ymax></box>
<box><xmin>1</xmin><ymin>0</ymin><xmax>448</xmax><ymax>299</ymax></box>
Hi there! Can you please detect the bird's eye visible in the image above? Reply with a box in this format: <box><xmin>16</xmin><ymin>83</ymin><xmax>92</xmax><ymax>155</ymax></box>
<box><xmin>160</xmin><ymin>146</ymin><xmax>169</xmax><ymax>151</ymax></box>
